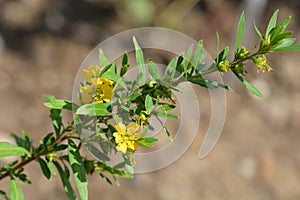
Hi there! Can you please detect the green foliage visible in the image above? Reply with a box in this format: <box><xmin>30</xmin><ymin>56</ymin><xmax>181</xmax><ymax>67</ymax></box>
<box><xmin>10</xmin><ymin>178</ymin><xmax>25</xmax><ymax>200</ymax></box>
<box><xmin>0</xmin><ymin>142</ymin><xmax>30</xmax><ymax>158</ymax></box>
<box><xmin>68</xmin><ymin>140</ymin><xmax>88</xmax><ymax>200</ymax></box>
<box><xmin>76</xmin><ymin>102</ymin><xmax>111</xmax><ymax>116</ymax></box>
<box><xmin>235</xmin><ymin>11</ymin><xmax>245</xmax><ymax>52</ymax></box>
<box><xmin>0</xmin><ymin>9</ymin><xmax>299</xmax><ymax>200</ymax></box>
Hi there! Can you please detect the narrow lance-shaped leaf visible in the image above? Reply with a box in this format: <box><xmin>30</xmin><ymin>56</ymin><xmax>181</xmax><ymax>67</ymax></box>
<box><xmin>133</xmin><ymin>36</ymin><xmax>146</xmax><ymax>83</ymax></box>
<box><xmin>10</xmin><ymin>178</ymin><xmax>25</xmax><ymax>200</ymax></box>
<box><xmin>53</xmin><ymin>161</ymin><xmax>77</xmax><ymax>200</ymax></box>
<box><xmin>99</xmin><ymin>49</ymin><xmax>110</xmax><ymax>66</ymax></box>
<box><xmin>265</xmin><ymin>9</ymin><xmax>279</xmax><ymax>37</ymax></box>
<box><xmin>76</xmin><ymin>102</ymin><xmax>110</xmax><ymax>116</ymax></box>
<box><xmin>49</xmin><ymin>109</ymin><xmax>62</xmax><ymax>137</ymax></box>
<box><xmin>215</xmin><ymin>32</ymin><xmax>220</xmax><ymax>63</ymax></box>
<box><xmin>271</xmin><ymin>44</ymin><xmax>300</xmax><ymax>52</ymax></box>
<box><xmin>147</xmin><ymin>60</ymin><xmax>160</xmax><ymax>80</ymax></box>
<box><xmin>120</xmin><ymin>52</ymin><xmax>129</xmax><ymax>77</ymax></box>
<box><xmin>155</xmin><ymin>115</ymin><xmax>173</xmax><ymax>141</ymax></box>
<box><xmin>68</xmin><ymin>140</ymin><xmax>88</xmax><ymax>200</ymax></box>
<box><xmin>253</xmin><ymin>21</ymin><xmax>263</xmax><ymax>40</ymax></box>
<box><xmin>235</xmin><ymin>11</ymin><xmax>245</xmax><ymax>52</ymax></box>
<box><xmin>145</xmin><ymin>95</ymin><xmax>153</xmax><ymax>115</ymax></box>
<box><xmin>0</xmin><ymin>142</ymin><xmax>30</xmax><ymax>158</ymax></box>
<box><xmin>234</xmin><ymin>73</ymin><xmax>263</xmax><ymax>98</ymax></box>
<box><xmin>37</xmin><ymin>158</ymin><xmax>51</xmax><ymax>180</ymax></box>
<box><xmin>84</xmin><ymin>142</ymin><xmax>110</xmax><ymax>162</ymax></box>
<box><xmin>43</xmin><ymin>95</ymin><xmax>73</xmax><ymax>110</ymax></box>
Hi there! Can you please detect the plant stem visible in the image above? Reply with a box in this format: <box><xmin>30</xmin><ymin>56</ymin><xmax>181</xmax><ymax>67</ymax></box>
<box><xmin>0</xmin><ymin>128</ymin><xmax>75</xmax><ymax>181</ymax></box>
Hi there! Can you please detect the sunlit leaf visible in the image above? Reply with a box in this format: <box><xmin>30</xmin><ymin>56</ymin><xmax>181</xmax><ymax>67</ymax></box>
<box><xmin>147</xmin><ymin>60</ymin><xmax>160</xmax><ymax>80</ymax></box>
<box><xmin>145</xmin><ymin>95</ymin><xmax>153</xmax><ymax>115</ymax></box>
<box><xmin>99</xmin><ymin>49</ymin><xmax>110</xmax><ymax>66</ymax></box>
<box><xmin>68</xmin><ymin>140</ymin><xmax>88</xmax><ymax>200</ymax></box>
<box><xmin>0</xmin><ymin>142</ymin><xmax>30</xmax><ymax>158</ymax></box>
<box><xmin>76</xmin><ymin>102</ymin><xmax>110</xmax><ymax>116</ymax></box>
<box><xmin>235</xmin><ymin>11</ymin><xmax>245</xmax><ymax>52</ymax></box>
<box><xmin>53</xmin><ymin>161</ymin><xmax>77</xmax><ymax>200</ymax></box>
<box><xmin>43</xmin><ymin>95</ymin><xmax>74</xmax><ymax>111</ymax></box>
<box><xmin>133</xmin><ymin>36</ymin><xmax>146</xmax><ymax>83</ymax></box>
<box><xmin>234</xmin><ymin>73</ymin><xmax>263</xmax><ymax>98</ymax></box>
<box><xmin>266</xmin><ymin>9</ymin><xmax>279</xmax><ymax>37</ymax></box>
<box><xmin>271</xmin><ymin>44</ymin><xmax>300</xmax><ymax>51</ymax></box>
<box><xmin>10</xmin><ymin>179</ymin><xmax>25</xmax><ymax>200</ymax></box>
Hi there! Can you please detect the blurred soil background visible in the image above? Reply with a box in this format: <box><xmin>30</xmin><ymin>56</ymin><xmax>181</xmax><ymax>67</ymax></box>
<box><xmin>0</xmin><ymin>0</ymin><xmax>300</xmax><ymax>199</ymax></box>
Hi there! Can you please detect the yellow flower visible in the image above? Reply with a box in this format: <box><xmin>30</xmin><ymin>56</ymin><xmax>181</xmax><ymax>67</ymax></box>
<box><xmin>255</xmin><ymin>55</ymin><xmax>273</xmax><ymax>73</ymax></box>
<box><xmin>80</xmin><ymin>85</ymin><xmax>93</xmax><ymax>104</ymax></box>
<box><xmin>91</xmin><ymin>78</ymin><xmax>114</xmax><ymax>103</ymax></box>
<box><xmin>79</xmin><ymin>78</ymin><xmax>114</xmax><ymax>104</ymax></box>
<box><xmin>81</xmin><ymin>65</ymin><xmax>102</xmax><ymax>82</ymax></box>
<box><xmin>113</xmin><ymin>122</ymin><xmax>141</xmax><ymax>154</ymax></box>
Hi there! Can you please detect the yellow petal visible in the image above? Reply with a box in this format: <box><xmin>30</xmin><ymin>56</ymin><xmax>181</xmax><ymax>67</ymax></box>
<box><xmin>80</xmin><ymin>85</ymin><xmax>92</xmax><ymax>93</ymax></box>
<box><xmin>117</xmin><ymin>143</ymin><xmax>127</xmax><ymax>154</ymax></box>
<box><xmin>81</xmin><ymin>93</ymin><xmax>92</xmax><ymax>104</ymax></box>
<box><xmin>115</xmin><ymin>123</ymin><xmax>126</xmax><ymax>133</ymax></box>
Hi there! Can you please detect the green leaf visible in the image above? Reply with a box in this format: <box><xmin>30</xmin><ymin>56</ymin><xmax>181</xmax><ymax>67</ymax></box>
<box><xmin>10</xmin><ymin>179</ymin><xmax>25</xmax><ymax>200</ymax></box>
<box><xmin>235</xmin><ymin>11</ymin><xmax>245</xmax><ymax>52</ymax></box>
<box><xmin>192</xmin><ymin>40</ymin><xmax>205</xmax><ymax>68</ymax></box>
<box><xmin>272</xmin><ymin>38</ymin><xmax>295</xmax><ymax>50</ymax></box>
<box><xmin>156</xmin><ymin>112</ymin><xmax>179</xmax><ymax>119</ymax></box>
<box><xmin>84</xmin><ymin>142</ymin><xmax>110</xmax><ymax>162</ymax></box>
<box><xmin>266</xmin><ymin>9</ymin><xmax>279</xmax><ymax>37</ymax></box>
<box><xmin>234</xmin><ymin>73</ymin><xmax>263</xmax><ymax>98</ymax></box>
<box><xmin>0</xmin><ymin>189</ymin><xmax>9</xmax><ymax>200</ymax></box>
<box><xmin>271</xmin><ymin>44</ymin><xmax>300</xmax><ymax>51</ymax></box>
<box><xmin>43</xmin><ymin>95</ymin><xmax>73</xmax><ymax>111</ymax></box>
<box><xmin>253</xmin><ymin>21</ymin><xmax>263</xmax><ymax>40</ymax></box>
<box><xmin>99</xmin><ymin>64</ymin><xmax>113</xmax><ymax>77</ymax></box>
<box><xmin>37</xmin><ymin>158</ymin><xmax>51</xmax><ymax>180</ymax></box>
<box><xmin>270</xmin><ymin>32</ymin><xmax>293</xmax><ymax>46</ymax></box>
<box><xmin>164</xmin><ymin>57</ymin><xmax>177</xmax><ymax>79</ymax></box>
<box><xmin>41</xmin><ymin>132</ymin><xmax>55</xmax><ymax>146</ymax></box>
<box><xmin>145</xmin><ymin>95</ymin><xmax>153</xmax><ymax>115</ymax></box>
<box><xmin>0</xmin><ymin>142</ymin><xmax>30</xmax><ymax>158</ymax></box>
<box><xmin>122</xmin><ymin>52</ymin><xmax>128</xmax><ymax>66</ymax></box>
<box><xmin>278</xmin><ymin>15</ymin><xmax>291</xmax><ymax>32</ymax></box>
<box><xmin>125</xmin><ymin>164</ymin><xmax>134</xmax><ymax>174</ymax></box>
<box><xmin>11</xmin><ymin>131</ymin><xmax>32</xmax><ymax>152</ymax></box>
<box><xmin>191</xmin><ymin>78</ymin><xmax>233</xmax><ymax>91</ymax></box>
<box><xmin>102</xmin><ymin>66</ymin><xmax>127</xmax><ymax>88</ymax></box>
<box><xmin>47</xmin><ymin>162</ymin><xmax>56</xmax><ymax>176</ymax></box>
<box><xmin>133</xmin><ymin>36</ymin><xmax>146</xmax><ymax>83</ymax></box>
<box><xmin>215</xmin><ymin>32</ymin><xmax>220</xmax><ymax>63</ymax></box>
<box><xmin>76</xmin><ymin>102</ymin><xmax>110</xmax><ymax>116</ymax></box>
<box><xmin>53</xmin><ymin>161</ymin><xmax>77</xmax><ymax>200</ymax></box>
<box><xmin>99</xmin><ymin>173</ymin><xmax>113</xmax><ymax>185</ymax></box>
<box><xmin>215</xmin><ymin>47</ymin><xmax>229</xmax><ymax>65</ymax></box>
<box><xmin>99</xmin><ymin>49</ymin><xmax>110</xmax><ymax>66</ymax></box>
<box><xmin>49</xmin><ymin>109</ymin><xmax>62</xmax><ymax>137</ymax></box>
<box><xmin>155</xmin><ymin>116</ymin><xmax>172</xmax><ymax>141</ymax></box>
<box><xmin>120</xmin><ymin>52</ymin><xmax>129</xmax><ymax>77</ymax></box>
<box><xmin>147</xmin><ymin>60</ymin><xmax>160</xmax><ymax>80</ymax></box>
<box><xmin>68</xmin><ymin>140</ymin><xmax>88</xmax><ymax>200</ymax></box>
<box><xmin>175</xmin><ymin>55</ymin><xmax>184</xmax><ymax>73</ymax></box>
<box><xmin>137</xmin><ymin>137</ymin><xmax>159</xmax><ymax>147</ymax></box>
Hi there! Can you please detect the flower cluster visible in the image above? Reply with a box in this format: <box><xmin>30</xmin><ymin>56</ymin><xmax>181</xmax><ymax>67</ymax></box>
<box><xmin>79</xmin><ymin>65</ymin><xmax>114</xmax><ymax>104</ymax></box>
<box><xmin>113</xmin><ymin>122</ymin><xmax>141</xmax><ymax>154</ymax></box>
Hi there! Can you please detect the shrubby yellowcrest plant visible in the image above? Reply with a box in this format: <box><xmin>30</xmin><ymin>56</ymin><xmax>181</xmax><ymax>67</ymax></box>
<box><xmin>0</xmin><ymin>10</ymin><xmax>300</xmax><ymax>200</ymax></box>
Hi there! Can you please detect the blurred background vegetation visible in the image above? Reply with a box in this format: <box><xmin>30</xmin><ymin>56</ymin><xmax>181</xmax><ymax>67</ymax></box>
<box><xmin>0</xmin><ymin>0</ymin><xmax>300</xmax><ymax>199</ymax></box>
